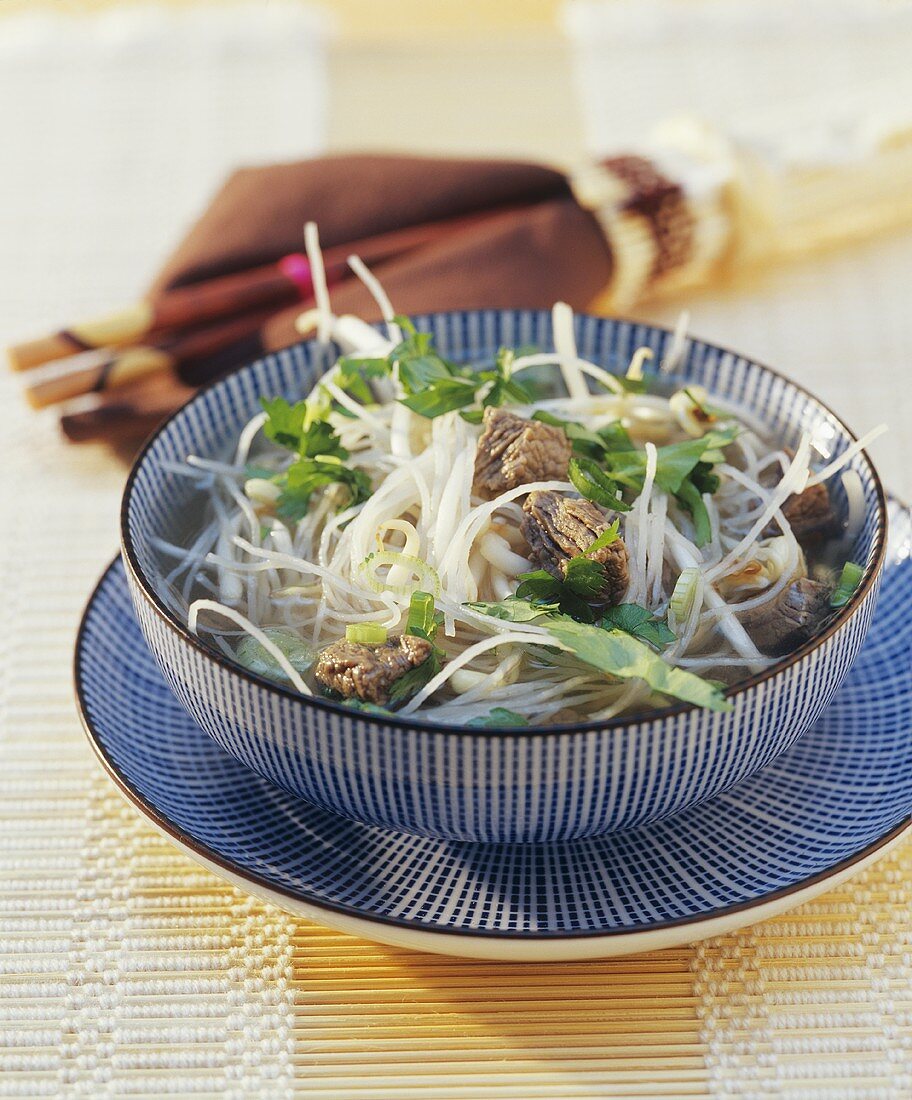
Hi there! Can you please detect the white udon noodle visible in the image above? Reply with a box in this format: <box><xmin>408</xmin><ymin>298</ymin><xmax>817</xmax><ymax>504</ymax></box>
<box><xmin>151</xmin><ymin>245</ymin><xmax>875</xmax><ymax>725</ymax></box>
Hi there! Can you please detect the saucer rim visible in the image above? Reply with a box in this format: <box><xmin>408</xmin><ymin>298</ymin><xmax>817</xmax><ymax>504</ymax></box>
<box><xmin>75</xmin><ymin>543</ymin><xmax>912</xmax><ymax>946</ymax></box>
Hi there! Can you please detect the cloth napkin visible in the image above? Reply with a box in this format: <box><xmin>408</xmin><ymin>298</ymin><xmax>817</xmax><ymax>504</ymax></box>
<box><xmin>149</xmin><ymin>152</ymin><xmax>615</xmax><ymax>347</ymax></box>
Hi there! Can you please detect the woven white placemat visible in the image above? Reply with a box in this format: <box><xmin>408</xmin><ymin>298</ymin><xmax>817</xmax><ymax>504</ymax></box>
<box><xmin>2</xmin><ymin>5</ymin><xmax>911</xmax><ymax>1097</ymax></box>
<box><xmin>0</xmin><ymin>5</ymin><xmax>325</xmax><ymax>1094</ymax></box>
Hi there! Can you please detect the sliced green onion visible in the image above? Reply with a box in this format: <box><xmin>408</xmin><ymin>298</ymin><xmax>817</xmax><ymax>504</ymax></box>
<box><xmin>357</xmin><ymin>551</ymin><xmax>441</xmax><ymax>597</ymax></box>
<box><xmin>831</xmin><ymin>561</ymin><xmax>864</xmax><ymax>608</ymax></box>
<box><xmin>406</xmin><ymin>591</ymin><xmax>440</xmax><ymax>640</ymax></box>
<box><xmin>670</xmin><ymin>567</ymin><xmax>701</xmax><ymax>622</ymax></box>
<box><xmin>345</xmin><ymin>622</ymin><xmax>389</xmax><ymax>645</ymax></box>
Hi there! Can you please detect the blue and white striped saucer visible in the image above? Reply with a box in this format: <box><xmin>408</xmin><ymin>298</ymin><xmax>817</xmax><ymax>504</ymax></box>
<box><xmin>76</xmin><ymin>500</ymin><xmax>912</xmax><ymax>961</ymax></box>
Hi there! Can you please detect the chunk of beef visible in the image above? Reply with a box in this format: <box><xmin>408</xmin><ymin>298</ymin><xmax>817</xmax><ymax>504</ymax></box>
<box><xmin>315</xmin><ymin>634</ymin><xmax>433</xmax><ymax>705</ymax></box>
<box><xmin>738</xmin><ymin>577</ymin><xmax>832</xmax><ymax>656</ymax></box>
<box><xmin>472</xmin><ymin>407</ymin><xmax>571</xmax><ymax>499</ymax></box>
<box><xmin>764</xmin><ymin>483</ymin><xmax>839</xmax><ymax>545</ymax></box>
<box><xmin>521</xmin><ymin>490</ymin><xmax>629</xmax><ymax>605</ymax></box>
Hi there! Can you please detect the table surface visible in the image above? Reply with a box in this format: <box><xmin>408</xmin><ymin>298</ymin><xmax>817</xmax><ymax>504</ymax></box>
<box><xmin>1</xmin><ymin>3</ymin><xmax>910</xmax><ymax>1097</ymax></box>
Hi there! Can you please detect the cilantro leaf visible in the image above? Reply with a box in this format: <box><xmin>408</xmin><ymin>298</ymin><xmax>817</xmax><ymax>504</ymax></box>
<box><xmin>562</xmin><ymin>556</ymin><xmax>610</xmax><ymax>600</ymax></box>
<box><xmin>583</xmin><ymin>519</ymin><xmax>620</xmax><ymax>555</ymax></box>
<box><xmin>277</xmin><ymin>458</ymin><xmax>372</xmax><ymax>521</ymax></box>
<box><xmin>260</xmin><ymin>397</ymin><xmax>309</xmax><ymax>451</ymax></box>
<box><xmin>467</xmin><ymin>708</ymin><xmax>529</xmax><ymax>728</ymax></box>
<box><xmin>601</xmin><ymin>426</ymin><xmax>738</xmax><ymax>496</ymax></box>
<box><xmin>467</xmin><ymin>599</ymin><xmax>732</xmax><ymax>712</ymax></box>
<box><xmin>600</xmin><ymin>604</ymin><xmax>675</xmax><ymax>649</ymax></box>
<box><xmin>514</xmin><ymin>569</ymin><xmax>596</xmax><ymax>622</ymax></box>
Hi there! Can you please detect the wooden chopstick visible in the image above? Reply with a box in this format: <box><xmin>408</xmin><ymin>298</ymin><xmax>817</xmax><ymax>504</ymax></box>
<box><xmin>8</xmin><ymin>213</ymin><xmax>497</xmax><ymax>374</ymax></box>
<box><xmin>24</xmin><ymin>306</ymin><xmax>278</xmax><ymax>409</ymax></box>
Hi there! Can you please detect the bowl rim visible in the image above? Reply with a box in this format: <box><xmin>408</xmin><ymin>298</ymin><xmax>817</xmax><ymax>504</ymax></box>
<box><xmin>120</xmin><ymin>308</ymin><xmax>888</xmax><ymax>737</ymax></box>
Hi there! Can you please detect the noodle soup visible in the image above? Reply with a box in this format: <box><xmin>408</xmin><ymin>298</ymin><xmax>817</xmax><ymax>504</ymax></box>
<box><xmin>148</xmin><ymin>227</ymin><xmax>883</xmax><ymax>729</ymax></box>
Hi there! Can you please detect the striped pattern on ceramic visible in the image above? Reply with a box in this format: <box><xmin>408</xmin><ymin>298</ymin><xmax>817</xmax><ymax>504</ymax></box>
<box><xmin>121</xmin><ymin>310</ymin><xmax>887</xmax><ymax>843</ymax></box>
<box><xmin>79</xmin><ymin>501</ymin><xmax>911</xmax><ymax>937</ymax></box>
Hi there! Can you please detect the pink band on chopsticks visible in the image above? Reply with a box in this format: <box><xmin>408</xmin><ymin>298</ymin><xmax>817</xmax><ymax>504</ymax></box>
<box><xmin>278</xmin><ymin>253</ymin><xmax>314</xmax><ymax>299</ymax></box>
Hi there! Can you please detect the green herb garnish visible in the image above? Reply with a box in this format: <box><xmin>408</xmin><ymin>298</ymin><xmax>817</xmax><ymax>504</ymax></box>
<box><xmin>465</xmin><ymin>598</ymin><xmax>731</xmax><ymax>713</ymax></box>
<box><xmin>387</xmin><ymin>648</ymin><xmax>442</xmax><ymax>706</ymax></box>
<box><xmin>338</xmin><ymin>318</ymin><xmax>539</xmax><ymax>420</ymax></box>
<box><xmin>236</xmin><ymin>628</ymin><xmax>316</xmax><ymax>685</ymax></box>
<box><xmin>259</xmin><ymin>397</ymin><xmax>373</xmax><ymax>521</ymax></box>
<box><xmin>568</xmin><ymin>456</ymin><xmax>630</xmax><ymax>511</ymax></box>
<box><xmin>277</xmin><ymin>461</ymin><xmax>372</xmax><ymax>522</ymax></box>
<box><xmin>599</xmin><ymin>604</ymin><xmax>675</xmax><ymax>649</ymax></box>
<box><xmin>467</xmin><ymin>708</ymin><xmax>529</xmax><ymax>729</ymax></box>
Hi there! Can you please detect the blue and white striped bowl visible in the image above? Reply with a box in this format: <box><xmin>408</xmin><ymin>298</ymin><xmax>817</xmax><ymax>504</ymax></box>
<box><xmin>121</xmin><ymin>310</ymin><xmax>887</xmax><ymax>843</ymax></box>
<box><xmin>77</xmin><ymin>501</ymin><xmax>912</xmax><ymax>958</ymax></box>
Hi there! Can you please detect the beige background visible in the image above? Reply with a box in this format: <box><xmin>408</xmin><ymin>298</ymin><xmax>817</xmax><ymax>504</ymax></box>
<box><xmin>1</xmin><ymin>2</ymin><xmax>910</xmax><ymax>1097</ymax></box>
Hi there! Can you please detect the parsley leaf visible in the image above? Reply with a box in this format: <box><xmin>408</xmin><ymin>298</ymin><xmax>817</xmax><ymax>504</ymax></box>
<box><xmin>689</xmin><ymin>460</ymin><xmax>720</xmax><ymax>495</ymax></box>
<box><xmin>467</xmin><ymin>708</ymin><xmax>529</xmax><ymax>728</ymax></box>
<box><xmin>335</xmin><ymin>356</ymin><xmax>390</xmax><ymax>405</ymax></box>
<box><xmin>337</xmin><ymin>699</ymin><xmax>393</xmax><ymax>717</ymax></box>
<box><xmin>600</xmin><ymin>604</ymin><xmax>675</xmax><ymax>649</ymax></box>
<box><xmin>259</xmin><ymin>394</ymin><xmax>372</xmax><ymax>521</ymax></box>
<box><xmin>236</xmin><ymin>627</ymin><xmax>316</xmax><ymax>684</ymax></box>
<box><xmin>481</xmin><ymin>348</ymin><xmax>537</xmax><ymax>408</ymax></box>
<box><xmin>514</xmin><ymin>520</ymin><xmax>621</xmax><ymax>620</ymax></box>
<box><xmin>469</xmin><ymin>595</ymin><xmax>561</xmax><ymax>622</ymax></box>
<box><xmin>598</xmin><ymin>421</ymin><xmax>636</xmax><ymax>453</ymax></box>
<box><xmin>333</xmin><ymin>320</ymin><xmax>544</xmax><ymax>421</ymax></box>
<box><xmin>602</xmin><ymin>427</ymin><xmax>737</xmax><ymax>496</ymax></box>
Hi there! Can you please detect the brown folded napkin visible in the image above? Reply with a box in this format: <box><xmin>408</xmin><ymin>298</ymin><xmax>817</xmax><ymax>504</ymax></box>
<box><xmin>27</xmin><ymin>150</ymin><xmax>713</xmax><ymax>444</ymax></box>
<box><xmin>152</xmin><ymin>153</ymin><xmax>614</xmax><ymax>344</ymax></box>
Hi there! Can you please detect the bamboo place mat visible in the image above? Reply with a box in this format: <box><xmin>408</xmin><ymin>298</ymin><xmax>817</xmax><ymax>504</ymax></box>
<box><xmin>2</xmin><ymin>4</ymin><xmax>912</xmax><ymax>1097</ymax></box>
